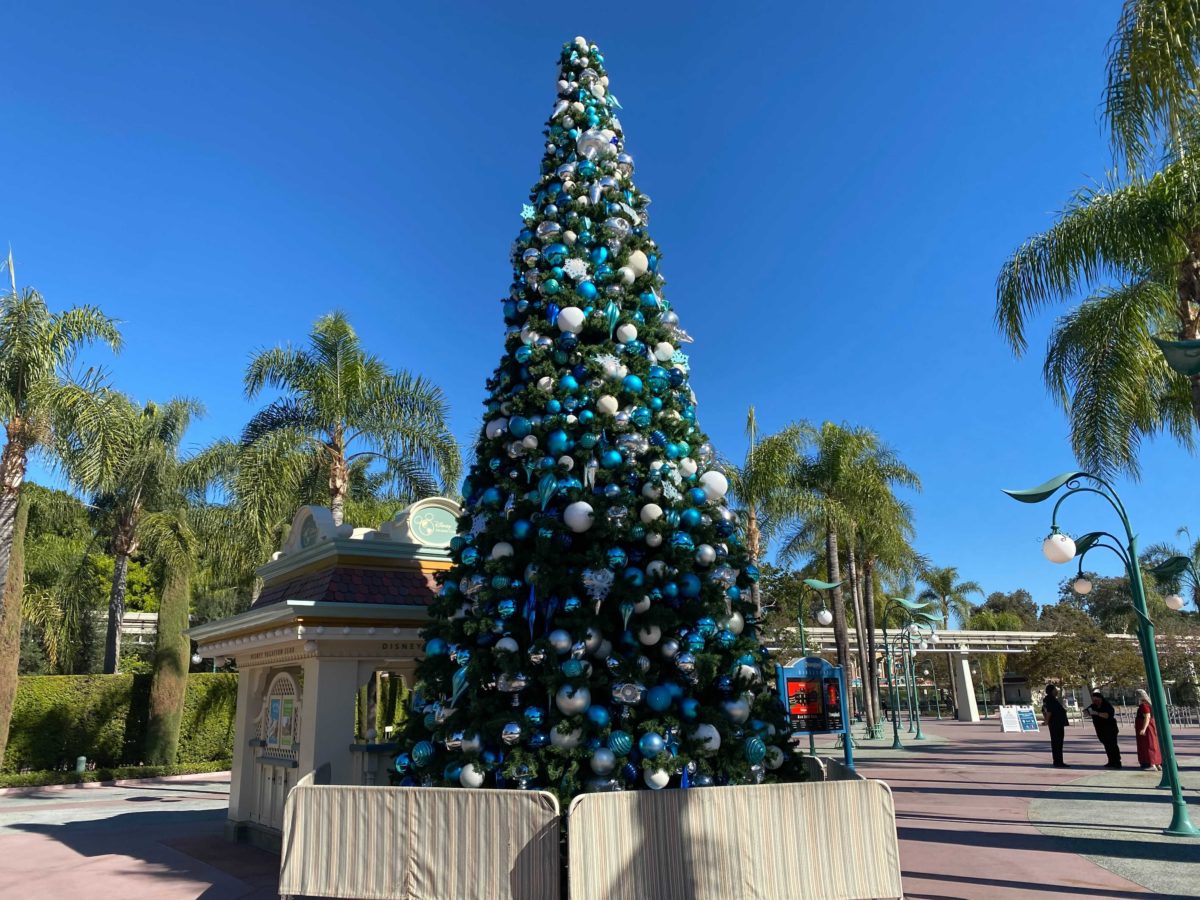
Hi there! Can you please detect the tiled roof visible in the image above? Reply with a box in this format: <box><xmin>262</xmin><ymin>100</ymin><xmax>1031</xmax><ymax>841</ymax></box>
<box><xmin>253</xmin><ymin>565</ymin><xmax>438</xmax><ymax>609</ymax></box>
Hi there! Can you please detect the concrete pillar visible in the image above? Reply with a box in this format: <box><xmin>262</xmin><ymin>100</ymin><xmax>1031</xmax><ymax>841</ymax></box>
<box><xmin>953</xmin><ymin>655</ymin><xmax>979</xmax><ymax>722</ymax></box>
<box><xmin>299</xmin><ymin>657</ymin><xmax>363</xmax><ymax>786</ymax></box>
<box><xmin>227</xmin><ymin>667</ymin><xmax>266</xmax><ymax>828</ymax></box>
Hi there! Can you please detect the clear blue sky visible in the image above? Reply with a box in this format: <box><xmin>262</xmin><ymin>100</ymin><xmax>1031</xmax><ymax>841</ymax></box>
<box><xmin>5</xmin><ymin>3</ymin><xmax>1192</xmax><ymax>611</ymax></box>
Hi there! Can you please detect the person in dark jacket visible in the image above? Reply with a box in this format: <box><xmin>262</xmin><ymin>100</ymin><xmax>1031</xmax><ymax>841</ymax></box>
<box><xmin>1084</xmin><ymin>690</ymin><xmax>1121</xmax><ymax>767</ymax></box>
<box><xmin>1041</xmin><ymin>684</ymin><xmax>1069</xmax><ymax>767</ymax></box>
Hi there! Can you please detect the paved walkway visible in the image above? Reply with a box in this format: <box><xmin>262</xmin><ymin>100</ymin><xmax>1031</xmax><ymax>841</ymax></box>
<box><xmin>821</xmin><ymin>717</ymin><xmax>1200</xmax><ymax>899</ymax></box>
<box><xmin>0</xmin><ymin>723</ymin><xmax>1195</xmax><ymax>898</ymax></box>
<box><xmin>0</xmin><ymin>773</ymin><xmax>277</xmax><ymax>899</ymax></box>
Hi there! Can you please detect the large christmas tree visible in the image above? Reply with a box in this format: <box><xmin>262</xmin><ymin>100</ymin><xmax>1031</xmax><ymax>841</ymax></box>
<box><xmin>398</xmin><ymin>36</ymin><xmax>801</xmax><ymax>801</ymax></box>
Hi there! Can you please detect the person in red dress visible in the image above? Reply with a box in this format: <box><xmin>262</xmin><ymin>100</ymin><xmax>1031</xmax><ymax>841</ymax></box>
<box><xmin>1134</xmin><ymin>689</ymin><xmax>1162</xmax><ymax>771</ymax></box>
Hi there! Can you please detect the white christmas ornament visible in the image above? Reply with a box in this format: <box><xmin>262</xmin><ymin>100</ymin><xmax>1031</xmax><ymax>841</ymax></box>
<box><xmin>584</xmin><ymin>626</ymin><xmax>603</xmax><ymax>653</ymax></box>
<box><xmin>625</xmin><ymin>249</ymin><xmax>649</xmax><ymax>276</ymax></box>
<box><xmin>555</xmin><ymin>684</ymin><xmax>591</xmax><ymax>715</ymax></box>
<box><xmin>723</xmin><ymin>697</ymin><xmax>751</xmax><ymax>724</ymax></box>
<box><xmin>639</xmin><ymin>503</ymin><xmax>663</xmax><ymax>523</ymax></box>
<box><xmin>537</xmin><ymin>376</ymin><xmax>555</xmax><ymax>392</ymax></box>
<box><xmin>641</xmin><ymin>482</ymin><xmax>662</xmax><ymax>500</ymax></box>
<box><xmin>699</xmin><ymin>470</ymin><xmax>729</xmax><ymax>501</ymax></box>
<box><xmin>557</xmin><ymin>306</ymin><xmax>587</xmax><ymax>334</ymax></box>
<box><xmin>522</xmin><ymin>435</ymin><xmax>539</xmax><ymax>449</ymax></box>
<box><xmin>678</xmin><ymin>458</ymin><xmax>698</xmax><ymax>477</ymax></box>
<box><xmin>653</xmin><ymin>342</ymin><xmax>675</xmax><ymax>361</ymax></box>
<box><xmin>645</xmin><ymin>532</ymin><xmax>663</xmax><ymax>547</ymax></box>
<box><xmin>691</xmin><ymin>723</ymin><xmax>721</xmax><ymax>754</ymax></box>
<box><xmin>615</xmin><ymin>323</ymin><xmax>638</xmax><ymax>344</ymax></box>
<box><xmin>491</xmin><ymin>542</ymin><xmax>514</xmax><ymax>559</ymax></box>
<box><xmin>549</xmin><ymin>629</ymin><xmax>573</xmax><ymax>653</ymax></box>
<box><xmin>645</xmin><ymin>560</ymin><xmax>668</xmax><ymax>579</ymax></box>
<box><xmin>617</xmin><ymin>267</ymin><xmax>636</xmax><ymax>285</ymax></box>
<box><xmin>695</xmin><ymin>544</ymin><xmax>717</xmax><ymax>566</ymax></box>
<box><xmin>485</xmin><ymin>418</ymin><xmax>508</xmax><ymax>439</ymax></box>
<box><xmin>735</xmin><ymin>664</ymin><xmax>762</xmax><ymax>684</ymax></box>
<box><xmin>461</xmin><ymin>733</ymin><xmax>483</xmax><ymax>755</ymax></box>
<box><xmin>590</xmin><ymin>748</ymin><xmax>616</xmax><ymax>775</ymax></box>
<box><xmin>764</xmin><ymin>746</ymin><xmax>786</xmax><ymax>770</ymax></box>
<box><xmin>722</xmin><ymin>611</ymin><xmax>745</xmax><ymax>635</ymax></box>
<box><xmin>596</xmin><ymin>395</ymin><xmax>619</xmax><ymax>415</ymax></box>
<box><xmin>633</xmin><ymin>595</ymin><xmax>653</xmax><ymax>614</ymax></box>
<box><xmin>459</xmin><ymin>763</ymin><xmax>486</xmax><ymax>788</ymax></box>
<box><xmin>494</xmin><ymin>636</ymin><xmax>519</xmax><ymax>653</ymax></box>
<box><xmin>644</xmin><ymin>769</ymin><xmax>670</xmax><ymax>790</ymax></box>
<box><xmin>564</xmin><ymin>501</ymin><xmax>596</xmax><ymax>533</ymax></box>
<box><xmin>637</xmin><ymin>624</ymin><xmax>662</xmax><ymax>645</ymax></box>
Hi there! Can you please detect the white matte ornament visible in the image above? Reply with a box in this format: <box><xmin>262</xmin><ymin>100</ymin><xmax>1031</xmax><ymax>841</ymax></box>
<box><xmin>555</xmin><ymin>684</ymin><xmax>591</xmax><ymax>715</ymax></box>
<box><xmin>491</xmin><ymin>542</ymin><xmax>514</xmax><ymax>559</ymax></box>
<box><xmin>557</xmin><ymin>306</ymin><xmax>586</xmax><ymax>334</ymax></box>
<box><xmin>641</xmin><ymin>482</ymin><xmax>662</xmax><ymax>500</ymax></box>
<box><xmin>495</xmin><ymin>636</ymin><xmax>519</xmax><ymax>653</ymax></box>
<box><xmin>625</xmin><ymin>249</ymin><xmax>649</xmax><ymax>276</ymax></box>
<box><xmin>654</xmin><ymin>342</ymin><xmax>675</xmax><ymax>361</ymax></box>
<box><xmin>644</xmin><ymin>768</ymin><xmax>670</xmax><ymax>790</ymax></box>
<box><xmin>691</xmin><ymin>723</ymin><xmax>721</xmax><ymax>754</ymax></box>
<box><xmin>723</xmin><ymin>697</ymin><xmax>751</xmax><ymax>723</ymax></box>
<box><xmin>617</xmin><ymin>267</ymin><xmax>635</xmax><ymax>285</ymax></box>
<box><xmin>596</xmin><ymin>395</ymin><xmax>619</xmax><ymax>415</ymax></box>
<box><xmin>764</xmin><ymin>746</ymin><xmax>785</xmax><ymax>770</ymax></box>
<box><xmin>639</xmin><ymin>503</ymin><xmax>663</xmax><ymax>523</ymax></box>
<box><xmin>461</xmin><ymin>733</ymin><xmax>483</xmax><ymax>755</ymax></box>
<box><xmin>637</xmin><ymin>624</ymin><xmax>662</xmax><ymax>645</ymax></box>
<box><xmin>646</xmin><ymin>560</ymin><xmax>668</xmax><ymax>579</ymax></box>
<box><xmin>645</xmin><ymin>532</ymin><xmax>663</xmax><ymax>547</ymax></box>
<box><xmin>678</xmin><ymin>458</ymin><xmax>698</xmax><ymax>477</ymax></box>
<box><xmin>459</xmin><ymin>763</ymin><xmax>486</xmax><ymax>788</ymax></box>
<box><xmin>549</xmin><ymin>629</ymin><xmax>573</xmax><ymax>653</ymax></box>
<box><xmin>736</xmin><ymin>664</ymin><xmax>761</xmax><ymax>684</ymax></box>
<box><xmin>699</xmin><ymin>470</ymin><xmax>729</xmax><ymax>501</ymax></box>
<box><xmin>616</xmin><ymin>323</ymin><xmax>638</xmax><ymax>344</ymax></box>
<box><xmin>564</xmin><ymin>501</ymin><xmax>596</xmax><ymax>533</ymax></box>
<box><xmin>485</xmin><ymin>418</ymin><xmax>508</xmax><ymax>439</ymax></box>
<box><xmin>537</xmin><ymin>376</ymin><xmax>555</xmax><ymax>392</ymax></box>
<box><xmin>633</xmin><ymin>595</ymin><xmax>653</xmax><ymax>614</ymax></box>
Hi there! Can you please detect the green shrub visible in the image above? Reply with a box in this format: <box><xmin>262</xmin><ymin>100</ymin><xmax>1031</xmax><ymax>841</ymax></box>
<box><xmin>3</xmin><ymin>673</ymin><xmax>237</xmax><ymax>772</ymax></box>
<box><xmin>0</xmin><ymin>760</ymin><xmax>229</xmax><ymax>788</ymax></box>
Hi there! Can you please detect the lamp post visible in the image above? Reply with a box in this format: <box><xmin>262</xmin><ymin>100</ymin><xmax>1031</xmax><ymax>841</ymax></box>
<box><xmin>973</xmin><ymin>663</ymin><xmax>991</xmax><ymax>718</ymax></box>
<box><xmin>881</xmin><ymin>597</ymin><xmax>942</xmax><ymax>750</ymax></box>
<box><xmin>924</xmin><ymin>667</ymin><xmax>943</xmax><ymax>719</ymax></box>
<box><xmin>1005</xmin><ymin>471</ymin><xmax>1198</xmax><ymax>837</ymax></box>
<box><xmin>798</xmin><ymin>578</ymin><xmax>839</xmax><ymax>756</ymax></box>
<box><xmin>905</xmin><ymin>625</ymin><xmax>932</xmax><ymax>740</ymax></box>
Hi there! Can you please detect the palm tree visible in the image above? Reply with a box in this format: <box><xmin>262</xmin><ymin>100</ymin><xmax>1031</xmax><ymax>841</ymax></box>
<box><xmin>1105</xmin><ymin>0</ymin><xmax>1200</xmax><ymax>173</ymax></box>
<box><xmin>0</xmin><ymin>268</ymin><xmax>121</xmax><ymax>765</ymax></box>
<box><xmin>242</xmin><ymin>311</ymin><xmax>461</xmax><ymax>527</ymax></box>
<box><xmin>775</xmin><ymin>422</ymin><xmax>921</xmax><ymax>692</ymax></box>
<box><xmin>998</xmin><ymin>2</ymin><xmax>1200</xmax><ymax>477</ymax></box>
<box><xmin>920</xmin><ymin>565</ymin><xmax>983</xmax><ymax>713</ymax></box>
<box><xmin>727</xmin><ymin>407</ymin><xmax>801</xmax><ymax>618</ymax></box>
<box><xmin>919</xmin><ymin>566</ymin><xmax>983</xmax><ymax>628</ymax></box>
<box><xmin>60</xmin><ymin>397</ymin><xmax>202</xmax><ymax>673</ymax></box>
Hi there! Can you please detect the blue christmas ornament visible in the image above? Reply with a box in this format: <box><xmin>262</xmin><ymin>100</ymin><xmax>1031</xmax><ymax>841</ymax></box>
<box><xmin>444</xmin><ymin>762</ymin><xmax>463</xmax><ymax>783</ymax></box>
<box><xmin>461</xmin><ymin>547</ymin><xmax>480</xmax><ymax>566</ymax></box>
<box><xmin>393</xmin><ymin>752</ymin><xmax>411</xmax><ymax>773</ymax></box>
<box><xmin>646</xmin><ymin>685</ymin><xmax>672</xmax><ymax>712</ymax></box>
<box><xmin>424</xmin><ymin>638</ymin><xmax>448</xmax><ymax>657</ymax></box>
<box><xmin>542</xmin><ymin>278</ymin><xmax>562</xmax><ymax>295</ymax></box>
<box><xmin>590</xmin><ymin>246</ymin><xmax>609</xmax><ymax>264</ymax></box>
<box><xmin>564</xmin><ymin>595</ymin><xmax>582</xmax><ymax>612</ymax></box>
<box><xmin>497</xmin><ymin>599</ymin><xmax>517</xmax><ymax>618</ymax></box>
<box><xmin>544</xmin><ymin>242</ymin><xmax>568</xmax><ymax>264</ymax></box>
<box><xmin>639</xmin><ymin>732</ymin><xmax>665</xmax><ymax>757</ymax></box>
<box><xmin>608</xmin><ymin>730</ymin><xmax>633</xmax><ymax>756</ymax></box>
<box><xmin>646</xmin><ymin>366</ymin><xmax>670</xmax><ymax>393</ymax></box>
<box><xmin>412</xmin><ymin>741</ymin><xmax>435</xmax><ymax>768</ymax></box>
<box><xmin>586</xmin><ymin>705</ymin><xmax>611</xmax><ymax>728</ymax></box>
<box><xmin>527</xmin><ymin>731</ymin><xmax>550</xmax><ymax>749</ymax></box>
<box><xmin>671</xmin><ymin>532</ymin><xmax>695</xmax><ymax>552</ymax></box>
<box><xmin>623</xmin><ymin>567</ymin><xmax>645</xmax><ymax>587</ymax></box>
<box><xmin>679</xmin><ymin>508</ymin><xmax>702</xmax><ymax>529</ymax></box>
<box><xmin>577</xmin><ymin>281</ymin><xmax>598</xmax><ymax>301</ymax></box>
<box><xmin>606</xmin><ymin>547</ymin><xmax>629</xmax><ymax>569</ymax></box>
<box><xmin>547</xmin><ymin>430</ymin><xmax>570</xmax><ymax>454</ymax></box>
<box><xmin>509</xmin><ymin>416</ymin><xmax>533</xmax><ymax>438</ymax></box>
<box><xmin>578</xmin><ymin>433</ymin><xmax>599</xmax><ymax>449</ymax></box>
<box><xmin>512</xmin><ymin>519</ymin><xmax>532</xmax><ymax>540</ymax></box>
<box><xmin>622</xmin><ymin>374</ymin><xmax>643</xmax><ymax>394</ymax></box>
<box><xmin>688</xmin><ymin>487</ymin><xmax>708</xmax><ymax>506</ymax></box>
<box><xmin>726</xmin><ymin>586</ymin><xmax>741</xmax><ymax>602</ymax></box>
<box><xmin>631</xmin><ymin>407</ymin><xmax>652</xmax><ymax>427</ymax></box>
<box><xmin>662</xmin><ymin>581</ymin><xmax>679</xmax><ymax>599</ymax></box>
<box><xmin>680</xmin><ymin>575</ymin><xmax>702</xmax><ymax>598</ymax></box>
<box><xmin>716</xmin><ymin>629</ymin><xmax>737</xmax><ymax>648</ymax></box>
<box><xmin>744</xmin><ymin>736</ymin><xmax>767</xmax><ymax>765</ymax></box>
<box><xmin>524</xmin><ymin>707</ymin><xmax>546</xmax><ymax>726</ymax></box>
<box><xmin>515</xmin><ymin>345</ymin><xmax>532</xmax><ymax>363</ymax></box>
<box><xmin>743</xmin><ymin>564</ymin><xmax>761</xmax><ymax>583</ymax></box>
<box><xmin>558</xmin><ymin>333</ymin><xmax>579</xmax><ymax>351</ymax></box>
<box><xmin>696</xmin><ymin>617</ymin><xmax>717</xmax><ymax>637</ymax></box>
<box><xmin>578</xmin><ymin>409</ymin><xmax>594</xmax><ymax>425</ymax></box>
<box><xmin>599</xmin><ymin>448</ymin><xmax>623</xmax><ymax>468</ymax></box>
<box><xmin>562</xmin><ymin>658</ymin><xmax>585</xmax><ymax>677</ymax></box>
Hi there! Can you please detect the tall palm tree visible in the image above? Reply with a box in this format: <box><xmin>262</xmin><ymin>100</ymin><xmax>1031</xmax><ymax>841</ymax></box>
<box><xmin>60</xmin><ymin>397</ymin><xmax>202</xmax><ymax>673</ymax></box>
<box><xmin>998</xmin><ymin>1</ymin><xmax>1200</xmax><ymax>477</ymax></box>
<box><xmin>919</xmin><ymin>566</ymin><xmax>983</xmax><ymax>628</ymax></box>
<box><xmin>775</xmin><ymin>422</ymin><xmax>921</xmax><ymax>685</ymax></box>
<box><xmin>727</xmin><ymin>407</ymin><xmax>800</xmax><ymax>618</ymax></box>
<box><xmin>0</xmin><ymin>269</ymin><xmax>121</xmax><ymax>765</ymax></box>
<box><xmin>920</xmin><ymin>565</ymin><xmax>983</xmax><ymax>713</ymax></box>
<box><xmin>1105</xmin><ymin>0</ymin><xmax>1200</xmax><ymax>173</ymax></box>
<box><xmin>242</xmin><ymin>311</ymin><xmax>461</xmax><ymax>526</ymax></box>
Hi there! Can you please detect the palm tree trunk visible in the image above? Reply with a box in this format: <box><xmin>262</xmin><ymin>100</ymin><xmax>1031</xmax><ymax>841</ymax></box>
<box><xmin>1177</xmin><ymin>238</ymin><xmax>1200</xmax><ymax>421</ymax></box>
<box><xmin>746</xmin><ymin>507</ymin><xmax>762</xmax><ymax>618</ymax></box>
<box><xmin>863</xmin><ymin>557</ymin><xmax>882</xmax><ymax>722</ymax></box>
<box><xmin>0</xmin><ymin>428</ymin><xmax>28</xmax><ymax>621</ymax></box>
<box><xmin>103</xmin><ymin>549</ymin><xmax>131</xmax><ymax>675</ymax></box>
<box><xmin>329</xmin><ymin>451</ymin><xmax>348</xmax><ymax>527</ymax></box>
<box><xmin>0</xmin><ymin>490</ymin><xmax>28</xmax><ymax>768</ymax></box>
<box><xmin>941</xmin><ymin>596</ymin><xmax>960</xmax><ymax>714</ymax></box>
<box><xmin>846</xmin><ymin>537</ymin><xmax>874</xmax><ymax>728</ymax></box>
<box><xmin>825</xmin><ymin>525</ymin><xmax>850</xmax><ymax>673</ymax></box>
<box><xmin>145</xmin><ymin>565</ymin><xmax>191</xmax><ymax>765</ymax></box>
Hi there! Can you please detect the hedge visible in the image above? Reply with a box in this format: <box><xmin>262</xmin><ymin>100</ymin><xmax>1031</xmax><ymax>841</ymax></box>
<box><xmin>3</xmin><ymin>673</ymin><xmax>237</xmax><ymax>773</ymax></box>
<box><xmin>0</xmin><ymin>760</ymin><xmax>231</xmax><ymax>789</ymax></box>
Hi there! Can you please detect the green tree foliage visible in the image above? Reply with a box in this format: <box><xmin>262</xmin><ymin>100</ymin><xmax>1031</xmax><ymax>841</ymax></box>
<box><xmin>967</xmin><ymin>609</ymin><xmax>1023</xmax><ymax>685</ymax></box>
<box><xmin>1020</xmin><ymin>622</ymin><xmax>1145</xmax><ymax>692</ymax></box>
<box><xmin>980</xmin><ymin>589</ymin><xmax>1039</xmax><ymax>630</ymax></box>
<box><xmin>919</xmin><ymin>566</ymin><xmax>983</xmax><ymax>628</ymax></box>
<box><xmin>241</xmin><ymin>311</ymin><xmax>461</xmax><ymax>528</ymax></box>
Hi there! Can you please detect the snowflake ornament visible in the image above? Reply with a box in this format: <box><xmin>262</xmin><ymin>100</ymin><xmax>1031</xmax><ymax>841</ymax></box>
<box><xmin>520</xmin><ymin>203</ymin><xmax>537</xmax><ymax>222</ymax></box>
<box><xmin>468</xmin><ymin>514</ymin><xmax>489</xmax><ymax>537</ymax></box>
<box><xmin>582</xmin><ymin>567</ymin><xmax>615</xmax><ymax>600</ymax></box>
<box><xmin>562</xmin><ymin>258</ymin><xmax>590</xmax><ymax>281</ymax></box>
<box><xmin>671</xmin><ymin>350</ymin><xmax>690</xmax><ymax>369</ymax></box>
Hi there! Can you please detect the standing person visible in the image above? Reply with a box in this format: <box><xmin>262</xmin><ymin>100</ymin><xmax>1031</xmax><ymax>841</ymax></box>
<box><xmin>1084</xmin><ymin>690</ymin><xmax>1122</xmax><ymax>768</ymax></box>
<box><xmin>1134</xmin><ymin>689</ymin><xmax>1162</xmax><ymax>771</ymax></box>
<box><xmin>1041</xmin><ymin>684</ymin><xmax>1069</xmax><ymax>767</ymax></box>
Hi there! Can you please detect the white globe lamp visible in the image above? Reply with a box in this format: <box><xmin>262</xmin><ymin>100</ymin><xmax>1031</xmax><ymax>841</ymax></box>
<box><xmin>1072</xmin><ymin>576</ymin><xmax>1093</xmax><ymax>596</ymax></box>
<box><xmin>1165</xmin><ymin>593</ymin><xmax>1186</xmax><ymax>611</ymax></box>
<box><xmin>1042</xmin><ymin>532</ymin><xmax>1076</xmax><ymax>564</ymax></box>
<box><xmin>816</xmin><ymin>608</ymin><xmax>834</xmax><ymax>626</ymax></box>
